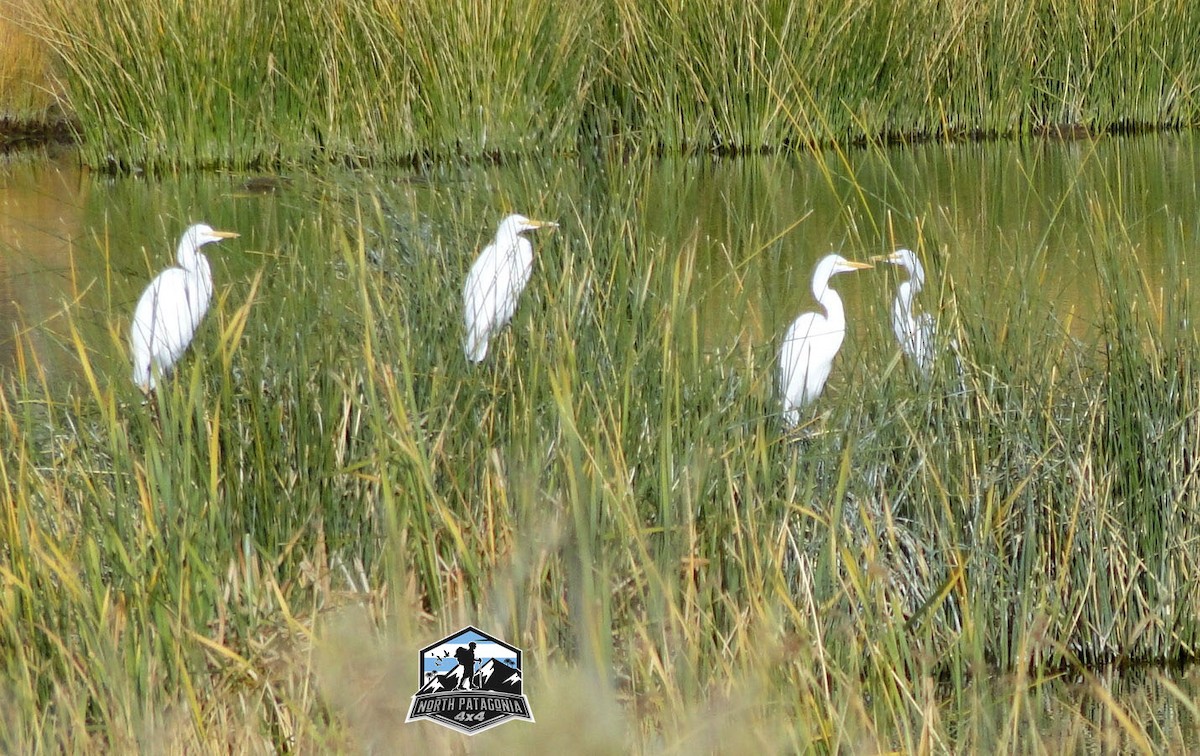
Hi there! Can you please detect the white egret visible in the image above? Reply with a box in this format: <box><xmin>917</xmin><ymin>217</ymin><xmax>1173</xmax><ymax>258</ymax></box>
<box><xmin>874</xmin><ymin>248</ymin><xmax>935</xmax><ymax>376</ymax></box>
<box><xmin>778</xmin><ymin>254</ymin><xmax>873</xmax><ymax>427</ymax></box>
<box><xmin>130</xmin><ymin>223</ymin><xmax>240</xmax><ymax>391</ymax></box>
<box><xmin>462</xmin><ymin>213</ymin><xmax>558</xmax><ymax>363</ymax></box>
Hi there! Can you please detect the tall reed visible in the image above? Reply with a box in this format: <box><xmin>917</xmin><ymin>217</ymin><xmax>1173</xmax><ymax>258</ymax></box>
<box><xmin>19</xmin><ymin>0</ymin><xmax>1200</xmax><ymax>168</ymax></box>
<box><xmin>0</xmin><ymin>0</ymin><xmax>58</xmax><ymax>121</ymax></box>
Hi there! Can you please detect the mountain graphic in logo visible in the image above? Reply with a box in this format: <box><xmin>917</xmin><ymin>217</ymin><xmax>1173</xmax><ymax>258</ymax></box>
<box><xmin>405</xmin><ymin>626</ymin><xmax>535</xmax><ymax>735</ymax></box>
<box><xmin>475</xmin><ymin>658</ymin><xmax>523</xmax><ymax>694</ymax></box>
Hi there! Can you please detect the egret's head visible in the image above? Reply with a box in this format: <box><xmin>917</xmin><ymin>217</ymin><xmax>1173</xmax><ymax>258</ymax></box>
<box><xmin>872</xmin><ymin>248</ymin><xmax>918</xmax><ymax>270</ymax></box>
<box><xmin>498</xmin><ymin>214</ymin><xmax>559</xmax><ymax>236</ymax></box>
<box><xmin>177</xmin><ymin>223</ymin><xmax>239</xmax><ymax>267</ymax></box>
<box><xmin>186</xmin><ymin>223</ymin><xmax>240</xmax><ymax>246</ymax></box>
<box><xmin>871</xmin><ymin>248</ymin><xmax>924</xmax><ymax>283</ymax></box>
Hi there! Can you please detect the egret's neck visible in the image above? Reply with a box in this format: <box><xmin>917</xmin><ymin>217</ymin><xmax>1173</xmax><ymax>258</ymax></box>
<box><xmin>501</xmin><ymin>232</ymin><xmax>533</xmax><ymax>266</ymax></box>
<box><xmin>813</xmin><ymin>271</ymin><xmax>845</xmax><ymax>329</ymax></box>
<box><xmin>177</xmin><ymin>240</ymin><xmax>205</xmax><ymax>272</ymax></box>
<box><xmin>177</xmin><ymin>244</ymin><xmax>212</xmax><ymax>294</ymax></box>
<box><xmin>497</xmin><ymin>228</ymin><xmax>522</xmax><ymax>253</ymax></box>
<box><xmin>892</xmin><ymin>282</ymin><xmax>915</xmax><ymax>340</ymax></box>
<box><xmin>895</xmin><ymin>281</ymin><xmax>916</xmax><ymax>320</ymax></box>
<box><xmin>907</xmin><ymin>262</ymin><xmax>925</xmax><ymax>294</ymax></box>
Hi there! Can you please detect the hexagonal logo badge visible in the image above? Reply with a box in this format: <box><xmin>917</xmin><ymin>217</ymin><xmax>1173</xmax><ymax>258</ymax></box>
<box><xmin>405</xmin><ymin>626</ymin><xmax>534</xmax><ymax>735</ymax></box>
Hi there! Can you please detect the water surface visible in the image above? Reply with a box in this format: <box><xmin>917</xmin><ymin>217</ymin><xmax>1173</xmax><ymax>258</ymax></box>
<box><xmin>1</xmin><ymin>133</ymin><xmax>1198</xmax><ymax>385</ymax></box>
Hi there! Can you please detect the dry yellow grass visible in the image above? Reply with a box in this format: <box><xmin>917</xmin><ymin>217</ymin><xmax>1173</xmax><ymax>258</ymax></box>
<box><xmin>0</xmin><ymin>0</ymin><xmax>58</xmax><ymax>118</ymax></box>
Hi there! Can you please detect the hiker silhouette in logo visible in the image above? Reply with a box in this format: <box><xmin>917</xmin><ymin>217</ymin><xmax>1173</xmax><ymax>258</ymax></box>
<box><xmin>454</xmin><ymin>642</ymin><xmax>478</xmax><ymax>690</ymax></box>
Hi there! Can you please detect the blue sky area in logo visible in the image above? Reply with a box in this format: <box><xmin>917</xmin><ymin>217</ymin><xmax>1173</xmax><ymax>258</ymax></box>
<box><xmin>422</xmin><ymin>629</ymin><xmax>518</xmax><ymax>674</ymax></box>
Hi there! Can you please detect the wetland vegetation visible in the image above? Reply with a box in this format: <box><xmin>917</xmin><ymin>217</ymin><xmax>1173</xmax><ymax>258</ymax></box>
<box><xmin>2</xmin><ymin>0</ymin><xmax>1199</xmax><ymax>167</ymax></box>
<box><xmin>0</xmin><ymin>0</ymin><xmax>1199</xmax><ymax>751</ymax></box>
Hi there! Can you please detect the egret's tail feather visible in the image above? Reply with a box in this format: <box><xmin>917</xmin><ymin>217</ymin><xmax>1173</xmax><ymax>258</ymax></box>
<box><xmin>465</xmin><ymin>331</ymin><xmax>489</xmax><ymax>363</ymax></box>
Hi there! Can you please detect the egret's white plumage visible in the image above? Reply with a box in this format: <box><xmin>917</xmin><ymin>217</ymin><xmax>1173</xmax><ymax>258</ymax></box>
<box><xmin>130</xmin><ymin>223</ymin><xmax>239</xmax><ymax>391</ymax></box>
<box><xmin>463</xmin><ymin>213</ymin><xmax>558</xmax><ymax>362</ymax></box>
<box><xmin>778</xmin><ymin>254</ymin><xmax>873</xmax><ymax>426</ymax></box>
<box><xmin>875</xmin><ymin>248</ymin><xmax>935</xmax><ymax>376</ymax></box>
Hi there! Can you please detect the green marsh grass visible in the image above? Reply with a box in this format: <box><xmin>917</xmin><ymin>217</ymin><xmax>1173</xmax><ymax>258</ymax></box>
<box><xmin>2</xmin><ymin>139</ymin><xmax>1200</xmax><ymax>749</ymax></box>
<box><xmin>17</xmin><ymin>0</ymin><xmax>1200</xmax><ymax>169</ymax></box>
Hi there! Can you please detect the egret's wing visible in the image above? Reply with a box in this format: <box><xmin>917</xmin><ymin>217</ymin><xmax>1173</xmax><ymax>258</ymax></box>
<box><xmin>131</xmin><ymin>268</ymin><xmax>200</xmax><ymax>386</ymax></box>
<box><xmin>464</xmin><ymin>244</ymin><xmax>499</xmax><ymax>316</ymax></box>
<box><xmin>915</xmin><ymin>313</ymin><xmax>936</xmax><ymax>371</ymax></box>
<box><xmin>463</xmin><ymin>243</ymin><xmax>515</xmax><ymax>360</ymax></box>
<box><xmin>917</xmin><ymin>313</ymin><xmax>935</xmax><ymax>342</ymax></box>
<box><xmin>485</xmin><ymin>238</ymin><xmax>533</xmax><ymax>328</ymax></box>
<box><xmin>133</xmin><ymin>270</ymin><xmax>190</xmax><ymax>354</ymax></box>
<box><xmin>463</xmin><ymin>240</ymin><xmax>532</xmax><ymax>362</ymax></box>
<box><xmin>891</xmin><ymin>306</ymin><xmax>908</xmax><ymax>350</ymax></box>
<box><xmin>779</xmin><ymin>313</ymin><xmax>819</xmax><ymax>395</ymax></box>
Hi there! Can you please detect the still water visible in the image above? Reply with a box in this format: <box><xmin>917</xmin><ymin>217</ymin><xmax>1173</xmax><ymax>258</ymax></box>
<box><xmin>1</xmin><ymin>133</ymin><xmax>1198</xmax><ymax>384</ymax></box>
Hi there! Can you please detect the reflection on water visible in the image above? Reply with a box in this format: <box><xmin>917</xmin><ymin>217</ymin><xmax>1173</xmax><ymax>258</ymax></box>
<box><xmin>0</xmin><ymin>133</ymin><xmax>1198</xmax><ymax>383</ymax></box>
<box><xmin>0</xmin><ymin>148</ymin><xmax>89</xmax><ymax>374</ymax></box>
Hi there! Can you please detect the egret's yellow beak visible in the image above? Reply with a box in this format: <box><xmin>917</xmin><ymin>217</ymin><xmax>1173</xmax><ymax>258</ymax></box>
<box><xmin>211</xmin><ymin>230</ymin><xmax>240</xmax><ymax>239</ymax></box>
<box><xmin>846</xmin><ymin>260</ymin><xmax>874</xmax><ymax>270</ymax></box>
<box><xmin>525</xmin><ymin>219</ymin><xmax>559</xmax><ymax>230</ymax></box>
<box><xmin>869</xmin><ymin>253</ymin><xmax>897</xmax><ymax>263</ymax></box>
